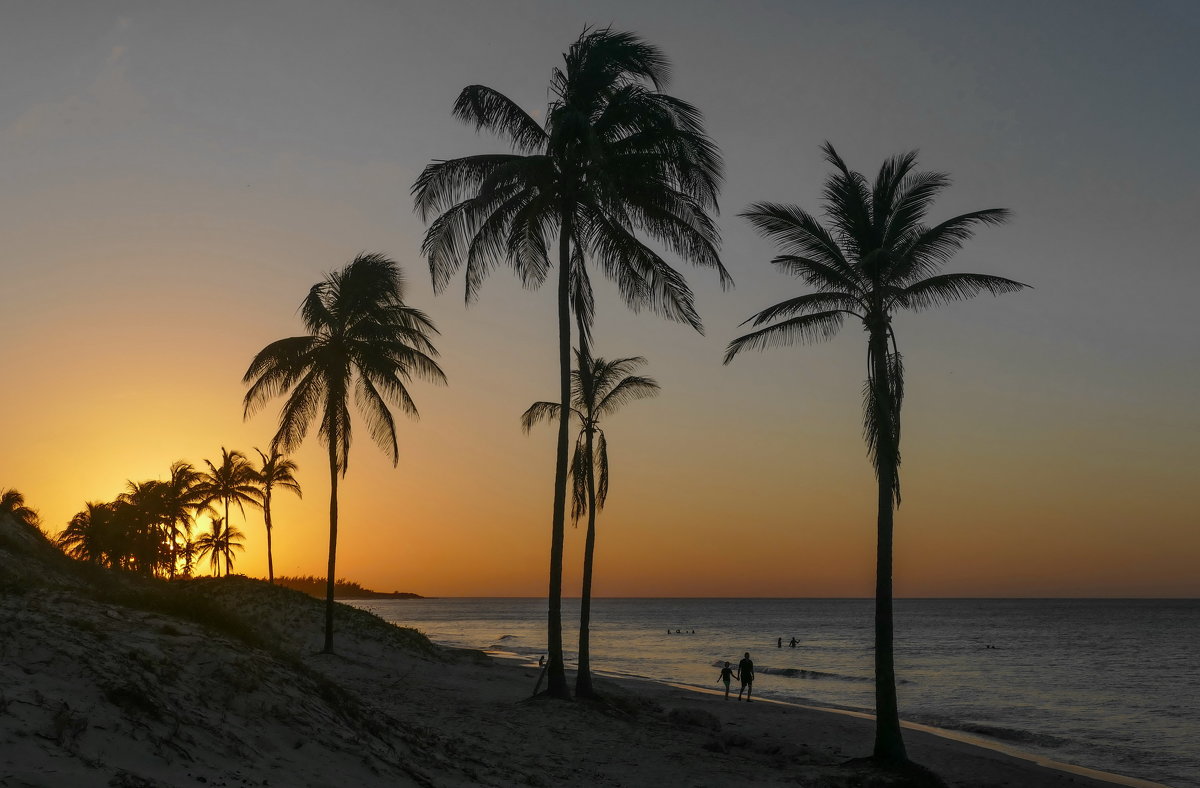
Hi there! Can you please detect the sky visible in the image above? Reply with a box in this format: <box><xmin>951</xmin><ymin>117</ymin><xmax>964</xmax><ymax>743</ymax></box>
<box><xmin>1</xmin><ymin>0</ymin><xmax>1197</xmax><ymax>597</ymax></box>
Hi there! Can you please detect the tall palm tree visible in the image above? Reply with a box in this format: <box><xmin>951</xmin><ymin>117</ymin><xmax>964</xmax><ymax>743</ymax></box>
<box><xmin>725</xmin><ymin>143</ymin><xmax>1027</xmax><ymax>763</ymax></box>
<box><xmin>1</xmin><ymin>489</ymin><xmax>41</xmax><ymax>531</ymax></box>
<box><xmin>414</xmin><ymin>27</ymin><xmax>727</xmax><ymax>697</ymax></box>
<box><xmin>253</xmin><ymin>448</ymin><xmax>302</xmax><ymax>584</ymax></box>
<box><xmin>243</xmin><ymin>253</ymin><xmax>445</xmax><ymax>653</ymax></box>
<box><xmin>197</xmin><ymin>448</ymin><xmax>262</xmax><ymax>561</ymax></box>
<box><xmin>194</xmin><ymin>516</ymin><xmax>244</xmax><ymax>576</ymax></box>
<box><xmin>522</xmin><ymin>352</ymin><xmax>659</xmax><ymax>697</ymax></box>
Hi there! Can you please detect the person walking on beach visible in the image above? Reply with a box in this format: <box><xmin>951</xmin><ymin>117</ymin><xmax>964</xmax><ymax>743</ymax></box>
<box><xmin>717</xmin><ymin>661</ymin><xmax>736</xmax><ymax>700</ymax></box>
<box><xmin>737</xmin><ymin>652</ymin><xmax>755</xmax><ymax>702</ymax></box>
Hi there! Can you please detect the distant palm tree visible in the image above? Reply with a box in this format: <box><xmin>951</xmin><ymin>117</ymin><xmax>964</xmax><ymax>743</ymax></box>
<box><xmin>117</xmin><ymin>480</ymin><xmax>170</xmax><ymax>576</ymax></box>
<box><xmin>58</xmin><ymin>501</ymin><xmax>115</xmax><ymax>565</ymax></box>
<box><xmin>414</xmin><ymin>27</ymin><xmax>727</xmax><ymax>697</ymax></box>
<box><xmin>253</xmin><ymin>448</ymin><xmax>302</xmax><ymax>584</ymax></box>
<box><xmin>522</xmin><ymin>352</ymin><xmax>659</xmax><ymax>697</ymax></box>
<box><xmin>197</xmin><ymin>448</ymin><xmax>262</xmax><ymax>561</ymax></box>
<box><xmin>194</xmin><ymin>516</ymin><xmax>244</xmax><ymax>576</ymax></box>
<box><xmin>725</xmin><ymin>143</ymin><xmax>1027</xmax><ymax>763</ymax></box>
<box><xmin>243</xmin><ymin>253</ymin><xmax>445</xmax><ymax>653</ymax></box>
<box><xmin>159</xmin><ymin>461</ymin><xmax>209</xmax><ymax>579</ymax></box>
<box><xmin>1</xmin><ymin>488</ymin><xmax>41</xmax><ymax>530</ymax></box>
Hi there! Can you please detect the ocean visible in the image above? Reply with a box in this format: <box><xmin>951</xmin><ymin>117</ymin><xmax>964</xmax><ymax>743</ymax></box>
<box><xmin>352</xmin><ymin>598</ymin><xmax>1200</xmax><ymax>788</ymax></box>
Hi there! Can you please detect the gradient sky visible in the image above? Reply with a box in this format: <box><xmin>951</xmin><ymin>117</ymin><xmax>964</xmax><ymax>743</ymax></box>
<box><xmin>2</xmin><ymin>1</ymin><xmax>1197</xmax><ymax>597</ymax></box>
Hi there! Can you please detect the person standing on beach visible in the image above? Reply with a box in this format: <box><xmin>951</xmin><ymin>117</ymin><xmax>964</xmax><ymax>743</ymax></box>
<box><xmin>717</xmin><ymin>661</ymin><xmax>736</xmax><ymax>700</ymax></box>
<box><xmin>737</xmin><ymin>652</ymin><xmax>755</xmax><ymax>701</ymax></box>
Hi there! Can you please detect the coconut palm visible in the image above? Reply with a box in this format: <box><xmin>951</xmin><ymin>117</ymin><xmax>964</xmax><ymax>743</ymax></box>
<box><xmin>196</xmin><ymin>448</ymin><xmax>262</xmax><ymax>559</ymax></box>
<box><xmin>159</xmin><ymin>461</ymin><xmax>209</xmax><ymax>578</ymax></box>
<box><xmin>414</xmin><ymin>27</ymin><xmax>727</xmax><ymax>697</ymax></box>
<box><xmin>522</xmin><ymin>352</ymin><xmax>659</xmax><ymax>697</ymax></box>
<box><xmin>1</xmin><ymin>489</ymin><xmax>41</xmax><ymax>530</ymax></box>
<box><xmin>243</xmin><ymin>253</ymin><xmax>445</xmax><ymax>653</ymax></box>
<box><xmin>58</xmin><ymin>501</ymin><xmax>116</xmax><ymax>565</ymax></box>
<box><xmin>194</xmin><ymin>516</ymin><xmax>244</xmax><ymax>576</ymax></box>
<box><xmin>725</xmin><ymin>143</ymin><xmax>1027</xmax><ymax>762</ymax></box>
<box><xmin>253</xmin><ymin>448</ymin><xmax>302</xmax><ymax>584</ymax></box>
<box><xmin>117</xmin><ymin>480</ymin><xmax>171</xmax><ymax>576</ymax></box>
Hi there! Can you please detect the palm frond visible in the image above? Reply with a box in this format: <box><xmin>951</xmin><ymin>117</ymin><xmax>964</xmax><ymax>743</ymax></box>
<box><xmin>452</xmin><ymin>85</ymin><xmax>547</xmax><ymax>153</ymax></box>
<box><xmin>724</xmin><ymin>310</ymin><xmax>846</xmax><ymax>365</ymax></box>
<box><xmin>896</xmin><ymin>273</ymin><xmax>1029</xmax><ymax>311</ymax></box>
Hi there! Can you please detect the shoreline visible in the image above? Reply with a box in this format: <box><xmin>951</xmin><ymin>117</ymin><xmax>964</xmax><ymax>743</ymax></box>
<box><xmin>488</xmin><ymin>651</ymin><xmax>1171</xmax><ymax>788</ymax></box>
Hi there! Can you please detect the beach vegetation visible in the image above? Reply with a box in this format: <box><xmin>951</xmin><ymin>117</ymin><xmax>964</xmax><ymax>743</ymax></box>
<box><xmin>414</xmin><ymin>25</ymin><xmax>726</xmax><ymax>698</ymax></box>
<box><xmin>196</xmin><ymin>448</ymin><xmax>262</xmax><ymax>559</ymax></box>
<box><xmin>725</xmin><ymin>143</ymin><xmax>1027</xmax><ymax>763</ymax></box>
<box><xmin>522</xmin><ymin>352</ymin><xmax>659</xmax><ymax>697</ymax></box>
<box><xmin>252</xmin><ymin>448</ymin><xmax>302</xmax><ymax>585</ymax></box>
<box><xmin>194</xmin><ymin>516</ymin><xmax>245</xmax><ymax>576</ymax></box>
<box><xmin>242</xmin><ymin>252</ymin><xmax>445</xmax><ymax>653</ymax></box>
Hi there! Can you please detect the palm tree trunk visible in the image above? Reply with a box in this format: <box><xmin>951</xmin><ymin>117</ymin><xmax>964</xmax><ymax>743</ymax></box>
<box><xmin>869</xmin><ymin>329</ymin><xmax>907</xmax><ymax>762</ymax></box>
<box><xmin>223</xmin><ymin>497</ymin><xmax>231</xmax><ymax>578</ymax></box>
<box><xmin>324</xmin><ymin>432</ymin><xmax>339</xmax><ymax>654</ymax></box>
<box><xmin>264</xmin><ymin>489</ymin><xmax>275</xmax><ymax>584</ymax></box>
<box><xmin>545</xmin><ymin>210</ymin><xmax>573</xmax><ymax>699</ymax></box>
<box><xmin>575</xmin><ymin>424</ymin><xmax>598</xmax><ymax>698</ymax></box>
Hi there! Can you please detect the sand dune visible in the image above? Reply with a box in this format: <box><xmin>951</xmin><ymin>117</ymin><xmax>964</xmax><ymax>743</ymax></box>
<box><xmin>1</xmin><ymin>515</ymin><xmax>1158</xmax><ymax>787</ymax></box>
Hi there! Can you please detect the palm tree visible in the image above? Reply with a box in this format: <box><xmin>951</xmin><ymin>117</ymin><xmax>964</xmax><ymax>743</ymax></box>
<box><xmin>414</xmin><ymin>27</ymin><xmax>727</xmax><ymax>697</ymax></box>
<box><xmin>159</xmin><ymin>461</ymin><xmax>209</xmax><ymax>579</ymax></box>
<box><xmin>58</xmin><ymin>501</ymin><xmax>115</xmax><ymax>565</ymax></box>
<box><xmin>522</xmin><ymin>352</ymin><xmax>659</xmax><ymax>697</ymax></box>
<box><xmin>1</xmin><ymin>489</ymin><xmax>41</xmax><ymax>531</ymax></box>
<box><xmin>253</xmin><ymin>448</ymin><xmax>302</xmax><ymax>584</ymax></box>
<box><xmin>194</xmin><ymin>516</ymin><xmax>244</xmax><ymax>576</ymax></box>
<box><xmin>117</xmin><ymin>480</ymin><xmax>170</xmax><ymax>576</ymax></box>
<box><xmin>243</xmin><ymin>253</ymin><xmax>445</xmax><ymax>653</ymax></box>
<box><xmin>197</xmin><ymin>448</ymin><xmax>262</xmax><ymax>560</ymax></box>
<box><xmin>725</xmin><ymin>143</ymin><xmax>1027</xmax><ymax>763</ymax></box>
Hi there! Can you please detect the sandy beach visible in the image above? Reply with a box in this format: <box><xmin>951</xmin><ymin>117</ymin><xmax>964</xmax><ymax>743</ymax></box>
<box><xmin>0</xmin><ymin>516</ymin><xmax>1166</xmax><ymax>788</ymax></box>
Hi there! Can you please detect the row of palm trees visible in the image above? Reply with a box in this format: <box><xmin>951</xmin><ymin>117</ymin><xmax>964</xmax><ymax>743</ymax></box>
<box><xmin>404</xmin><ymin>25</ymin><xmax>1027</xmax><ymax>768</ymax></box>
<box><xmin>53</xmin><ymin>449</ymin><xmax>301</xmax><ymax>581</ymax></box>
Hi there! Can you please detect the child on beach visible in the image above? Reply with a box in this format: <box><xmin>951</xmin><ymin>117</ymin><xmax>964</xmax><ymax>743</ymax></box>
<box><xmin>717</xmin><ymin>661</ymin><xmax>736</xmax><ymax>700</ymax></box>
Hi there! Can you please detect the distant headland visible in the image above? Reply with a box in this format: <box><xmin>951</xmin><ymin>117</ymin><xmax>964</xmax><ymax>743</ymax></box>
<box><xmin>272</xmin><ymin>575</ymin><xmax>424</xmax><ymax>600</ymax></box>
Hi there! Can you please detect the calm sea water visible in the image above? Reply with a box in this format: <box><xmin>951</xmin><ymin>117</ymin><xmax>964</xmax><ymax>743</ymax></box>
<box><xmin>352</xmin><ymin>598</ymin><xmax>1200</xmax><ymax>788</ymax></box>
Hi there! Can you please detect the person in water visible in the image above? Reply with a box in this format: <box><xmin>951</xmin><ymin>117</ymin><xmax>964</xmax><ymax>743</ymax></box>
<box><xmin>777</xmin><ymin>637</ymin><xmax>782</xmax><ymax>648</ymax></box>
<box><xmin>737</xmin><ymin>652</ymin><xmax>755</xmax><ymax>702</ymax></box>
<box><xmin>717</xmin><ymin>661</ymin><xmax>736</xmax><ymax>700</ymax></box>
<box><xmin>789</xmin><ymin>636</ymin><xmax>798</xmax><ymax>648</ymax></box>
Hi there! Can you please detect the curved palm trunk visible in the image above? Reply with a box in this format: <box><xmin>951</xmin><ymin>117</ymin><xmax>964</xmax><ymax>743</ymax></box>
<box><xmin>575</xmin><ymin>424</ymin><xmax>599</xmax><ymax>698</ymax></box>
<box><xmin>545</xmin><ymin>213</ymin><xmax>573</xmax><ymax>699</ymax></box>
<box><xmin>263</xmin><ymin>488</ymin><xmax>275</xmax><ymax>584</ymax></box>
<box><xmin>868</xmin><ymin>328</ymin><xmax>907</xmax><ymax>762</ymax></box>
<box><xmin>324</xmin><ymin>432</ymin><xmax>339</xmax><ymax>654</ymax></box>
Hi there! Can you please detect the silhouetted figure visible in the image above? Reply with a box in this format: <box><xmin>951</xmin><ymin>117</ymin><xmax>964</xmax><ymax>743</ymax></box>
<box><xmin>737</xmin><ymin>652</ymin><xmax>755</xmax><ymax>702</ymax></box>
<box><xmin>538</xmin><ymin>655</ymin><xmax>545</xmax><ymax>667</ymax></box>
<box><xmin>790</xmin><ymin>637</ymin><xmax>798</xmax><ymax>648</ymax></box>
<box><xmin>777</xmin><ymin>637</ymin><xmax>782</xmax><ymax>648</ymax></box>
<box><xmin>718</xmin><ymin>661</ymin><xmax>736</xmax><ymax>700</ymax></box>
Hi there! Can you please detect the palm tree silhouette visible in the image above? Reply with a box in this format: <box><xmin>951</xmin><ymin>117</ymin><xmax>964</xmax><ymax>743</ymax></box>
<box><xmin>253</xmin><ymin>448</ymin><xmax>302</xmax><ymax>584</ymax></box>
<box><xmin>159</xmin><ymin>461</ymin><xmax>209</xmax><ymax>579</ymax></box>
<box><xmin>414</xmin><ymin>27</ymin><xmax>726</xmax><ymax>697</ymax></box>
<box><xmin>1</xmin><ymin>489</ymin><xmax>41</xmax><ymax>531</ymax></box>
<box><xmin>523</xmin><ymin>352</ymin><xmax>659</xmax><ymax>697</ymax></box>
<box><xmin>194</xmin><ymin>516</ymin><xmax>244</xmax><ymax>576</ymax></box>
<box><xmin>58</xmin><ymin>501</ymin><xmax>115</xmax><ymax>565</ymax></box>
<box><xmin>725</xmin><ymin>143</ymin><xmax>1027</xmax><ymax>763</ymax></box>
<box><xmin>243</xmin><ymin>253</ymin><xmax>445</xmax><ymax>653</ymax></box>
<box><xmin>117</xmin><ymin>479</ymin><xmax>171</xmax><ymax>576</ymax></box>
<box><xmin>197</xmin><ymin>448</ymin><xmax>262</xmax><ymax>564</ymax></box>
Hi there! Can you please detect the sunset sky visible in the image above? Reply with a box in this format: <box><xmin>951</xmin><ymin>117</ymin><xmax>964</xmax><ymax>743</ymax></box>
<box><xmin>1</xmin><ymin>1</ymin><xmax>1196</xmax><ymax>597</ymax></box>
